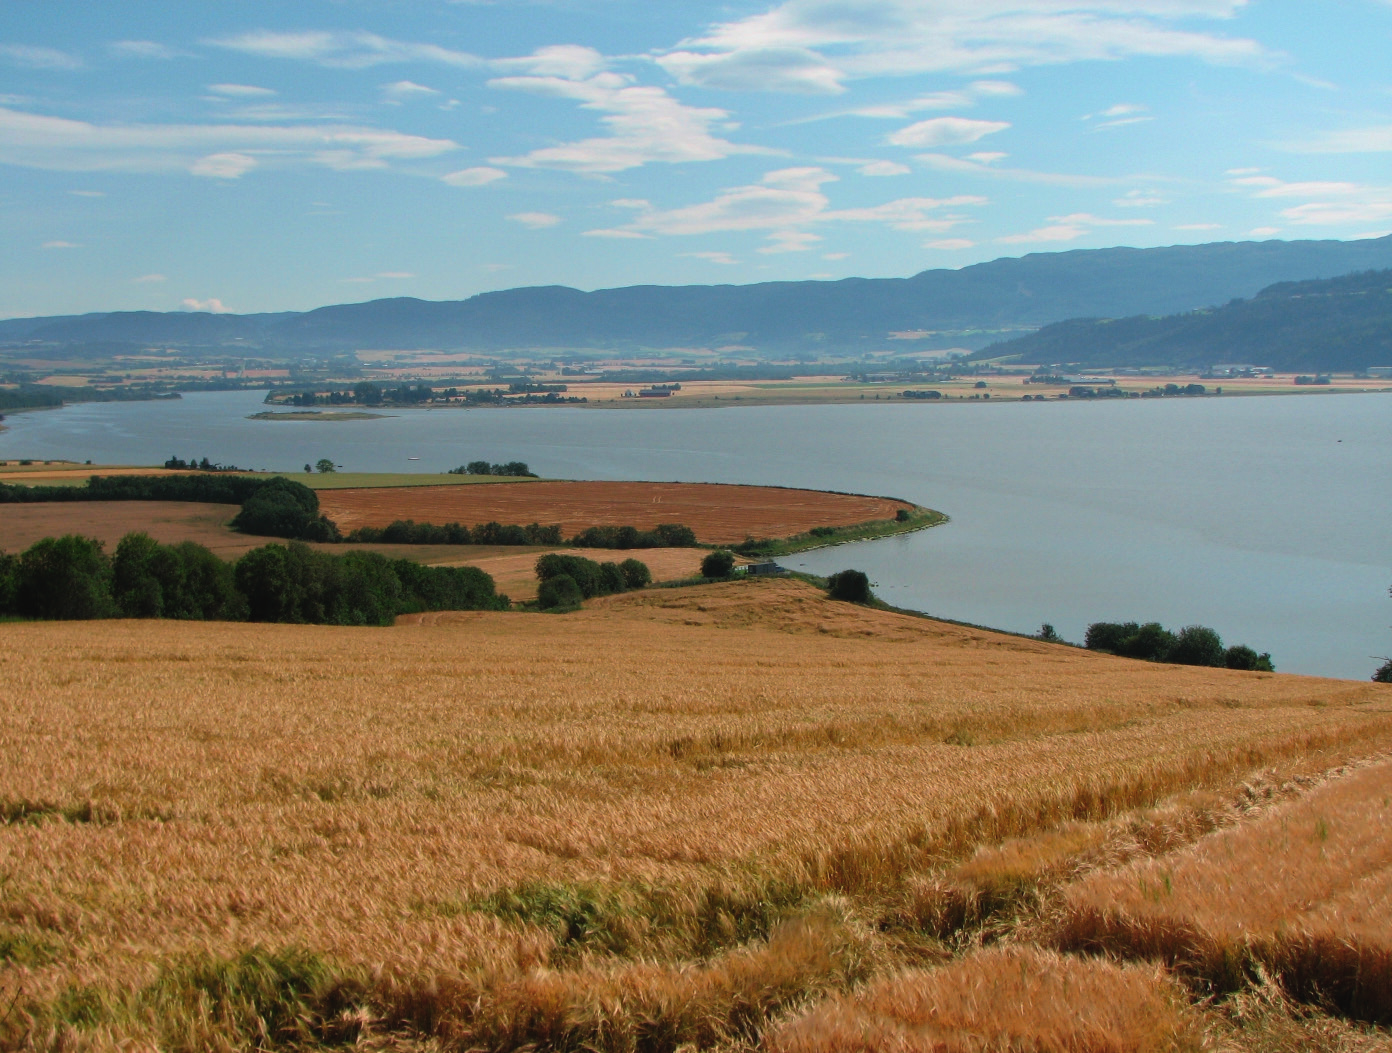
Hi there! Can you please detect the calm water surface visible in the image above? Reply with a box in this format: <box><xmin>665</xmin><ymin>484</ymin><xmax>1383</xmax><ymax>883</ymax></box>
<box><xmin>3</xmin><ymin>390</ymin><xmax>1388</xmax><ymax>680</ymax></box>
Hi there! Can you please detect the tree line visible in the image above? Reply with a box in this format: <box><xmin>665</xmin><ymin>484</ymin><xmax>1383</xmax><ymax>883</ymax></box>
<box><xmin>0</xmin><ymin>533</ymin><xmax>507</xmax><ymax>626</ymax></box>
<box><xmin>1084</xmin><ymin>620</ymin><xmax>1274</xmax><ymax>671</ymax></box>
<box><xmin>446</xmin><ymin>461</ymin><xmax>537</xmax><ymax>477</ymax></box>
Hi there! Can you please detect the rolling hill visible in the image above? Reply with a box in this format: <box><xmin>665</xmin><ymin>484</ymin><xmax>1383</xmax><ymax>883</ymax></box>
<box><xmin>4</xmin><ymin>235</ymin><xmax>1392</xmax><ymax>357</ymax></box>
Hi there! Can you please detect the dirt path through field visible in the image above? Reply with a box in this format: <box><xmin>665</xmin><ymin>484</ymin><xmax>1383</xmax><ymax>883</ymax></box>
<box><xmin>318</xmin><ymin>480</ymin><xmax>912</xmax><ymax>543</ymax></box>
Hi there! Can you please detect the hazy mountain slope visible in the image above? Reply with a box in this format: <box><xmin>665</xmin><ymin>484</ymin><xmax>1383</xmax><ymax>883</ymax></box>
<box><xmin>5</xmin><ymin>235</ymin><xmax>1392</xmax><ymax>356</ymax></box>
<box><xmin>980</xmin><ymin>269</ymin><xmax>1392</xmax><ymax>372</ymax></box>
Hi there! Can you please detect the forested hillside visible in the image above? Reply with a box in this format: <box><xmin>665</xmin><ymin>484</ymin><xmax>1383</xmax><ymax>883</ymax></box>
<box><xmin>980</xmin><ymin>269</ymin><xmax>1392</xmax><ymax>372</ymax></box>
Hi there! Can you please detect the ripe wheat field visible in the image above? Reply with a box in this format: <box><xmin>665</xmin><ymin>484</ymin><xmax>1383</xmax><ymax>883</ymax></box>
<box><xmin>3</xmin><ymin>579</ymin><xmax>1391</xmax><ymax>1051</ymax></box>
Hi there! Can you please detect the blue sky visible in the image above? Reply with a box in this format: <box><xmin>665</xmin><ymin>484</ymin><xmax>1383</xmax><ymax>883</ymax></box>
<box><xmin>2</xmin><ymin>0</ymin><xmax>1390</xmax><ymax>318</ymax></box>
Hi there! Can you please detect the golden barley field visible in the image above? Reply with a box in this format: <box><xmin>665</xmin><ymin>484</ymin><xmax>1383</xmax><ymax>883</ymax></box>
<box><xmin>2</xmin><ymin>579</ymin><xmax>1392</xmax><ymax>1050</ymax></box>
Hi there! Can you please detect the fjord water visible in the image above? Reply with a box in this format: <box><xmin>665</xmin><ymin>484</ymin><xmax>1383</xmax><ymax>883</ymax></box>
<box><xmin>3</xmin><ymin>390</ymin><xmax>1388</xmax><ymax>680</ymax></box>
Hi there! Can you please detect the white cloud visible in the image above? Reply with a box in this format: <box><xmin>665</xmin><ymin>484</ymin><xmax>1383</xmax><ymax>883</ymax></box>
<box><xmin>493</xmin><ymin>45</ymin><xmax>607</xmax><ymax>81</ymax></box>
<box><xmin>209</xmin><ymin>30</ymin><xmax>482</xmax><ymax>70</ymax></box>
<box><xmin>927</xmin><ymin>238</ymin><xmax>975</xmax><ymax>249</ymax></box>
<box><xmin>759</xmin><ymin>229</ymin><xmax>823</xmax><ymax>253</ymax></box>
<box><xmin>0</xmin><ymin>106</ymin><xmax>458</xmax><ymax>176</ymax></box>
<box><xmin>801</xmin><ymin>79</ymin><xmax>1022</xmax><ymax>123</ymax></box>
<box><xmin>1084</xmin><ymin>104</ymin><xmax>1154</xmax><ymax>130</ymax></box>
<box><xmin>888</xmin><ymin>117</ymin><xmax>1009</xmax><ymax>148</ymax></box>
<box><xmin>1230</xmin><ymin>173</ymin><xmax>1392</xmax><ymax>227</ymax></box>
<box><xmin>997</xmin><ymin>211</ymin><xmax>1152</xmax><ymax>243</ymax></box>
<box><xmin>659</xmin><ymin>47</ymin><xmax>847</xmax><ymax>94</ymax></box>
<box><xmin>660</xmin><ymin>0</ymin><xmax>1264</xmax><ymax>94</ymax></box>
<box><xmin>133</xmin><ymin>273</ymin><xmax>166</xmax><ymax>283</ymax></box>
<box><xmin>488</xmin><ymin>70</ymin><xmax>767</xmax><ymax>174</ymax></box>
<box><xmin>42</xmin><ymin>240</ymin><xmax>78</xmax><ymax>249</ymax></box>
<box><xmin>582</xmin><ymin>228</ymin><xmax>653</xmax><ymax>239</ymax></box>
<box><xmin>69</xmin><ymin>189</ymin><xmax>105</xmax><ymax>198</ymax></box>
<box><xmin>681</xmin><ymin>251</ymin><xmax>739</xmax><ymax>264</ymax></box>
<box><xmin>585</xmin><ymin>166</ymin><xmax>984</xmax><ymax>251</ymax></box>
<box><xmin>1115</xmin><ymin>189</ymin><xmax>1169</xmax><ymax>207</ymax></box>
<box><xmin>508</xmin><ymin>211</ymin><xmax>562</xmax><ymax>228</ymax></box>
<box><xmin>442</xmin><ymin>166</ymin><xmax>507</xmax><ymax>186</ymax></box>
<box><xmin>342</xmin><ymin>271</ymin><xmax>416</xmax><ymax>284</ymax></box>
<box><xmin>822</xmin><ymin>252</ymin><xmax>850</xmax><ymax>259</ymax></box>
<box><xmin>110</xmin><ymin>41</ymin><xmax>180</xmax><ymax>61</ymax></box>
<box><xmin>1289</xmin><ymin>125</ymin><xmax>1392</xmax><ymax>153</ymax></box>
<box><xmin>916</xmin><ymin>152</ymin><xmax>1119</xmax><ymax>187</ymax></box>
<box><xmin>181</xmin><ymin>298</ymin><xmax>231</xmax><ymax>313</ymax></box>
<box><xmin>967</xmin><ymin>151</ymin><xmax>1007</xmax><ymax>163</ymax></box>
<box><xmin>207</xmin><ymin>83</ymin><xmax>277</xmax><ymax>98</ymax></box>
<box><xmin>382</xmin><ymin>80</ymin><xmax>440</xmax><ymax>103</ymax></box>
<box><xmin>1249</xmin><ymin>226</ymin><xmax>1281</xmax><ymax>236</ymax></box>
<box><xmin>859</xmin><ymin>160</ymin><xmax>910</xmax><ymax>176</ymax></box>
<box><xmin>0</xmin><ymin>45</ymin><xmax>82</xmax><ymax>71</ymax></box>
<box><xmin>190</xmin><ymin>152</ymin><xmax>258</xmax><ymax>179</ymax></box>
<box><xmin>1174</xmin><ymin>222</ymin><xmax>1222</xmax><ymax>230</ymax></box>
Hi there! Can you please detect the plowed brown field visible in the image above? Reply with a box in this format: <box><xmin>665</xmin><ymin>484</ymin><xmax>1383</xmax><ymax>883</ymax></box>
<box><xmin>317</xmin><ymin>480</ymin><xmax>913</xmax><ymax>543</ymax></box>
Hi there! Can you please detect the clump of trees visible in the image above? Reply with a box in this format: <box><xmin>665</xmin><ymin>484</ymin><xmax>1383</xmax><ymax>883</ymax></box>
<box><xmin>1085</xmin><ymin>620</ymin><xmax>1273</xmax><ymax>670</ymax></box>
<box><xmin>231</xmin><ymin>478</ymin><xmax>340</xmax><ymax>542</ymax></box>
<box><xmin>570</xmin><ymin>524</ymin><xmax>698</xmax><ymax>549</ymax></box>
<box><xmin>163</xmin><ymin>456</ymin><xmax>245</xmax><ymax>472</ymax></box>
<box><xmin>447</xmin><ymin>461</ymin><xmax>537</xmax><ymax>477</ymax></box>
<box><xmin>826</xmin><ymin>569</ymin><xmax>874</xmax><ymax>604</ymax></box>
<box><xmin>700</xmin><ymin>550</ymin><xmax>736</xmax><ymax>579</ymax></box>
<box><xmin>0</xmin><ymin>534</ymin><xmax>507</xmax><ymax>626</ymax></box>
<box><xmin>346</xmin><ymin>520</ymin><xmax>563</xmax><ymax>546</ymax></box>
<box><xmin>534</xmin><ymin>553</ymin><xmax>651</xmax><ymax>610</ymax></box>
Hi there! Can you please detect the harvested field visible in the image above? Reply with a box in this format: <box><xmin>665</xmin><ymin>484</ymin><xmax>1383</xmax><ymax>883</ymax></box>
<box><xmin>317</xmin><ymin>479</ymin><xmax>915</xmax><ymax>543</ymax></box>
<box><xmin>0</xmin><ymin>500</ymin><xmax>249</xmax><ymax>558</ymax></box>
<box><xmin>1055</xmin><ymin>758</ymin><xmax>1392</xmax><ymax>1022</ymax></box>
<box><xmin>3</xmin><ymin>578</ymin><xmax>1392</xmax><ymax>1049</ymax></box>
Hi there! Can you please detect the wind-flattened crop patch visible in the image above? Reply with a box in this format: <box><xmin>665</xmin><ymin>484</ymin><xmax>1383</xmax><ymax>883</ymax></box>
<box><xmin>1053</xmin><ymin>758</ymin><xmax>1392</xmax><ymax>1023</ymax></box>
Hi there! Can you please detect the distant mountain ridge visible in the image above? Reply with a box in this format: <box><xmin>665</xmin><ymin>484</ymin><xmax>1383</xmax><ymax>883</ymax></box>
<box><xmin>979</xmin><ymin>268</ymin><xmax>1392</xmax><ymax>373</ymax></box>
<box><xmin>4</xmin><ymin>235</ymin><xmax>1392</xmax><ymax>357</ymax></box>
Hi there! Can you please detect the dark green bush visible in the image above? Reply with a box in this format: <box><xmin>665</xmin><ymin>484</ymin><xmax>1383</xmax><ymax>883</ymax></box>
<box><xmin>16</xmin><ymin>535</ymin><xmax>115</xmax><ymax>620</ymax></box>
<box><xmin>1375</xmin><ymin>659</ymin><xmax>1392</xmax><ymax>684</ymax></box>
<box><xmin>618</xmin><ymin>558</ymin><xmax>651</xmax><ymax>589</ymax></box>
<box><xmin>1225</xmin><ymin>644</ymin><xmax>1275</xmax><ymax>672</ymax></box>
<box><xmin>826</xmin><ymin>569</ymin><xmax>873</xmax><ymax>604</ymax></box>
<box><xmin>1168</xmin><ymin>624</ymin><xmax>1225</xmax><ymax>667</ymax></box>
<box><xmin>700</xmin><ymin>550</ymin><xmax>736</xmax><ymax>579</ymax></box>
<box><xmin>537</xmin><ymin>574</ymin><xmax>583</xmax><ymax>610</ymax></box>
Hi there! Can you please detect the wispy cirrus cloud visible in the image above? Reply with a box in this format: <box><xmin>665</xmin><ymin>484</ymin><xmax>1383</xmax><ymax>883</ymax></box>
<box><xmin>442</xmin><ymin>166</ymin><xmax>507</xmax><ymax>186</ymax></box>
<box><xmin>997</xmin><ymin>211</ymin><xmax>1153</xmax><ymax>243</ymax></box>
<box><xmin>1230</xmin><ymin>172</ymin><xmax>1392</xmax><ymax>226</ymax></box>
<box><xmin>0</xmin><ymin>44</ymin><xmax>82</xmax><ymax>71</ymax></box>
<box><xmin>658</xmin><ymin>0</ymin><xmax>1266</xmax><ymax>95</ymax></box>
<box><xmin>887</xmin><ymin>116</ymin><xmax>1010</xmax><ymax>148</ymax></box>
<box><xmin>584</xmin><ymin>166</ymin><xmax>985</xmax><ymax>252</ymax></box>
<box><xmin>0</xmin><ymin>106</ymin><xmax>457</xmax><ymax>177</ymax></box>
<box><xmin>109</xmin><ymin>40</ymin><xmax>182</xmax><ymax>61</ymax></box>
<box><xmin>208</xmin><ymin>30</ymin><xmax>483</xmax><ymax>69</ymax></box>
<box><xmin>508</xmin><ymin>211</ymin><xmax>562</xmax><ymax>228</ymax></box>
